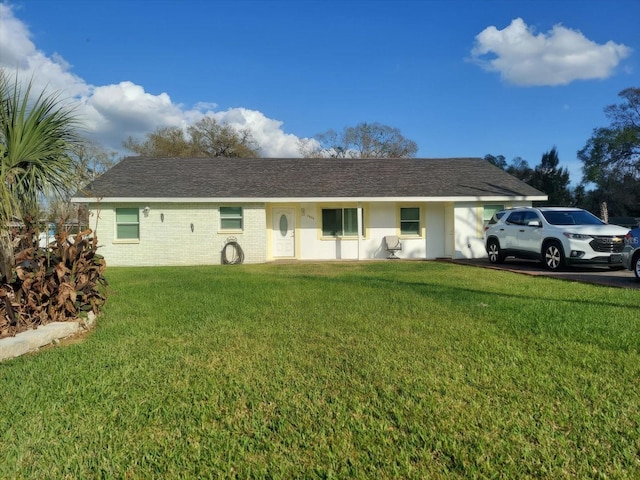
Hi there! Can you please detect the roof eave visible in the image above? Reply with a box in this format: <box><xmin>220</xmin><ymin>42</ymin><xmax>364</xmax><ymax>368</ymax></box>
<box><xmin>72</xmin><ymin>195</ymin><xmax>548</xmax><ymax>204</ymax></box>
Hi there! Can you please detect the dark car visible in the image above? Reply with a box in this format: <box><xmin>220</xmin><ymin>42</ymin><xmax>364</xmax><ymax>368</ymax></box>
<box><xmin>622</xmin><ymin>227</ymin><xmax>640</xmax><ymax>281</ymax></box>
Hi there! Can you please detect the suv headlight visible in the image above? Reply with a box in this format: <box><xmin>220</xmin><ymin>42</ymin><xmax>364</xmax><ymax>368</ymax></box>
<box><xmin>563</xmin><ymin>232</ymin><xmax>592</xmax><ymax>240</ymax></box>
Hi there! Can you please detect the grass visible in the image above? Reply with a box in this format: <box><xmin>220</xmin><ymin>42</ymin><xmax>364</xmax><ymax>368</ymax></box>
<box><xmin>1</xmin><ymin>261</ymin><xmax>639</xmax><ymax>479</ymax></box>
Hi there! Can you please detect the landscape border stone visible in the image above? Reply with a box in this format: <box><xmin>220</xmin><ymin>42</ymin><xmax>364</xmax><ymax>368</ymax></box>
<box><xmin>0</xmin><ymin>312</ymin><xmax>95</xmax><ymax>362</ymax></box>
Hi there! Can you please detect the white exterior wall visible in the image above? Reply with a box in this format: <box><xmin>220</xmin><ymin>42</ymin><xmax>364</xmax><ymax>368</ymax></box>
<box><xmin>89</xmin><ymin>203</ymin><xmax>266</xmax><ymax>266</ymax></box>
<box><xmin>285</xmin><ymin>201</ymin><xmax>533</xmax><ymax>262</ymax></box>
<box><xmin>452</xmin><ymin>200</ymin><xmax>535</xmax><ymax>259</ymax></box>
<box><xmin>453</xmin><ymin>203</ymin><xmax>485</xmax><ymax>259</ymax></box>
<box><xmin>285</xmin><ymin>202</ymin><xmax>424</xmax><ymax>261</ymax></box>
<box><xmin>87</xmin><ymin>199</ymin><xmax>533</xmax><ymax>266</ymax></box>
<box><xmin>275</xmin><ymin>202</ymin><xmax>431</xmax><ymax>261</ymax></box>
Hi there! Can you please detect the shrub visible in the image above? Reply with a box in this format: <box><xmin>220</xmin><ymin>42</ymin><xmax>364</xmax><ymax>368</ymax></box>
<box><xmin>0</xmin><ymin>226</ymin><xmax>107</xmax><ymax>338</ymax></box>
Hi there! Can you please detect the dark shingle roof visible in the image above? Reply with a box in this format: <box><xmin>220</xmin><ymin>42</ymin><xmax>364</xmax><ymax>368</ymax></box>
<box><xmin>76</xmin><ymin>156</ymin><xmax>545</xmax><ymax>199</ymax></box>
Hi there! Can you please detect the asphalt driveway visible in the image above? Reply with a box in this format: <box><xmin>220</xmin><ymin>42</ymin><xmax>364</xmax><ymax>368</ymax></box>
<box><xmin>450</xmin><ymin>258</ymin><xmax>640</xmax><ymax>289</ymax></box>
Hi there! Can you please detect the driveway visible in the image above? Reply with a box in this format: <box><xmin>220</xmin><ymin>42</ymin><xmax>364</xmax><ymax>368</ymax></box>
<box><xmin>450</xmin><ymin>258</ymin><xmax>640</xmax><ymax>289</ymax></box>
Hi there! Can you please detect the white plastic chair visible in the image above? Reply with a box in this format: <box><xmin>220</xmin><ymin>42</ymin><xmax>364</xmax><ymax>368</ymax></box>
<box><xmin>384</xmin><ymin>235</ymin><xmax>402</xmax><ymax>259</ymax></box>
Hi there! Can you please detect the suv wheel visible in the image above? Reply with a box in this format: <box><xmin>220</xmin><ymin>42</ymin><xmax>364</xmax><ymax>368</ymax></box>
<box><xmin>543</xmin><ymin>241</ymin><xmax>565</xmax><ymax>271</ymax></box>
<box><xmin>487</xmin><ymin>239</ymin><xmax>504</xmax><ymax>264</ymax></box>
<box><xmin>633</xmin><ymin>252</ymin><xmax>640</xmax><ymax>281</ymax></box>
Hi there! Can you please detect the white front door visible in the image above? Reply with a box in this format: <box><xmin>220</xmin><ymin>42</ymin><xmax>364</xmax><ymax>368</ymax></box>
<box><xmin>426</xmin><ymin>203</ymin><xmax>454</xmax><ymax>258</ymax></box>
<box><xmin>426</xmin><ymin>204</ymin><xmax>448</xmax><ymax>258</ymax></box>
<box><xmin>272</xmin><ymin>208</ymin><xmax>295</xmax><ymax>258</ymax></box>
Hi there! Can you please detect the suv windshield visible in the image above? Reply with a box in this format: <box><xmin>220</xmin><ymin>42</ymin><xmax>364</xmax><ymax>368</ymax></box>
<box><xmin>541</xmin><ymin>210</ymin><xmax>604</xmax><ymax>226</ymax></box>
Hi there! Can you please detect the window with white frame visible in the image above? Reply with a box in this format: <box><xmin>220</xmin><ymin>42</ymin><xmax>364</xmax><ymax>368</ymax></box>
<box><xmin>220</xmin><ymin>206</ymin><xmax>243</xmax><ymax>230</ymax></box>
<box><xmin>321</xmin><ymin>208</ymin><xmax>363</xmax><ymax>236</ymax></box>
<box><xmin>400</xmin><ymin>207</ymin><xmax>420</xmax><ymax>235</ymax></box>
<box><xmin>115</xmin><ymin>208</ymin><xmax>140</xmax><ymax>240</ymax></box>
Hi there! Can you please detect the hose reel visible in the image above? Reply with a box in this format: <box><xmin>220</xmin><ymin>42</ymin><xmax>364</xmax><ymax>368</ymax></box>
<box><xmin>221</xmin><ymin>236</ymin><xmax>245</xmax><ymax>265</ymax></box>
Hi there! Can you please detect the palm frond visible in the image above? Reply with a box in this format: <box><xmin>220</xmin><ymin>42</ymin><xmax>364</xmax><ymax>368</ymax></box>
<box><xmin>0</xmin><ymin>69</ymin><xmax>81</xmax><ymax>275</ymax></box>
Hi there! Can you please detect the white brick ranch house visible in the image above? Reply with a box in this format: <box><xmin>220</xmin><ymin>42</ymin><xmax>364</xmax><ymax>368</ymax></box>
<box><xmin>71</xmin><ymin>156</ymin><xmax>547</xmax><ymax>266</ymax></box>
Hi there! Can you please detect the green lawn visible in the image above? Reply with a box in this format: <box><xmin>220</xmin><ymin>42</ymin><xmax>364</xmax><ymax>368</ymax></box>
<box><xmin>1</xmin><ymin>261</ymin><xmax>639</xmax><ymax>479</ymax></box>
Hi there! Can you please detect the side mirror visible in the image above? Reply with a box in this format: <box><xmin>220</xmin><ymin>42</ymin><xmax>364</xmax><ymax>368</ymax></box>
<box><xmin>528</xmin><ymin>220</ymin><xmax>541</xmax><ymax>227</ymax></box>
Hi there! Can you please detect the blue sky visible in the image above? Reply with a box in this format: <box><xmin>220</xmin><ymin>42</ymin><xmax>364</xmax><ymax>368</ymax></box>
<box><xmin>1</xmin><ymin>0</ymin><xmax>638</xmax><ymax>185</ymax></box>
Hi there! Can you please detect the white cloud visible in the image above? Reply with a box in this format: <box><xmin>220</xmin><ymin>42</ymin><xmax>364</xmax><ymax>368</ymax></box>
<box><xmin>0</xmin><ymin>3</ymin><xmax>34</xmax><ymax>69</ymax></box>
<box><xmin>213</xmin><ymin>108</ymin><xmax>308</xmax><ymax>157</ymax></box>
<box><xmin>471</xmin><ymin>18</ymin><xmax>631</xmax><ymax>86</ymax></box>
<box><xmin>0</xmin><ymin>4</ymin><xmax>89</xmax><ymax>98</ymax></box>
<box><xmin>0</xmin><ymin>4</ymin><xmax>310</xmax><ymax>157</ymax></box>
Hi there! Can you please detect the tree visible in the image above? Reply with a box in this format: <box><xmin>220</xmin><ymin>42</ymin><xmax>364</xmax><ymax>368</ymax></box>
<box><xmin>529</xmin><ymin>147</ymin><xmax>572</xmax><ymax>206</ymax></box>
<box><xmin>309</xmin><ymin>122</ymin><xmax>418</xmax><ymax>158</ymax></box>
<box><xmin>578</xmin><ymin>87</ymin><xmax>640</xmax><ymax>216</ymax></box>
<box><xmin>71</xmin><ymin>140</ymin><xmax>118</xmax><ymax>188</ymax></box>
<box><xmin>123</xmin><ymin>117</ymin><xmax>259</xmax><ymax>158</ymax></box>
<box><xmin>484</xmin><ymin>154</ymin><xmax>507</xmax><ymax>170</ymax></box>
<box><xmin>506</xmin><ymin>157</ymin><xmax>534</xmax><ymax>184</ymax></box>
<box><xmin>188</xmin><ymin>117</ymin><xmax>259</xmax><ymax>158</ymax></box>
<box><xmin>574</xmin><ymin>174</ymin><xmax>640</xmax><ymax>218</ymax></box>
<box><xmin>123</xmin><ymin>126</ymin><xmax>190</xmax><ymax>157</ymax></box>
<box><xmin>484</xmin><ymin>153</ymin><xmax>534</xmax><ymax>183</ymax></box>
<box><xmin>0</xmin><ymin>70</ymin><xmax>80</xmax><ymax>280</ymax></box>
<box><xmin>47</xmin><ymin>140</ymin><xmax>117</xmax><ymax>225</ymax></box>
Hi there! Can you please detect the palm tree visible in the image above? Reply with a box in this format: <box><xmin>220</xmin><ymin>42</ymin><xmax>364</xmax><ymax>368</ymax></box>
<box><xmin>0</xmin><ymin>70</ymin><xmax>80</xmax><ymax>282</ymax></box>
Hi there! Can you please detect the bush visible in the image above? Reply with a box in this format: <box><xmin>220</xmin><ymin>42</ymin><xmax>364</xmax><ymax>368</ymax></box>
<box><xmin>0</xmin><ymin>226</ymin><xmax>107</xmax><ymax>339</ymax></box>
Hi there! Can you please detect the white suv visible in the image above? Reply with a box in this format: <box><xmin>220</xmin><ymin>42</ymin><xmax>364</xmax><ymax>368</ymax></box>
<box><xmin>484</xmin><ymin>207</ymin><xmax>629</xmax><ymax>271</ymax></box>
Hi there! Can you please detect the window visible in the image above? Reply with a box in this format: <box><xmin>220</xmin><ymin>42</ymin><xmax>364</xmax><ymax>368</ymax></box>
<box><xmin>521</xmin><ymin>211</ymin><xmax>541</xmax><ymax>226</ymax></box>
<box><xmin>220</xmin><ymin>207</ymin><xmax>243</xmax><ymax>230</ymax></box>
<box><xmin>506</xmin><ymin>211</ymin><xmax>524</xmax><ymax>226</ymax></box>
<box><xmin>322</xmin><ymin>208</ymin><xmax>363</xmax><ymax>236</ymax></box>
<box><xmin>400</xmin><ymin>207</ymin><xmax>420</xmax><ymax>235</ymax></box>
<box><xmin>483</xmin><ymin>204</ymin><xmax>504</xmax><ymax>226</ymax></box>
<box><xmin>116</xmin><ymin>208</ymin><xmax>139</xmax><ymax>240</ymax></box>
